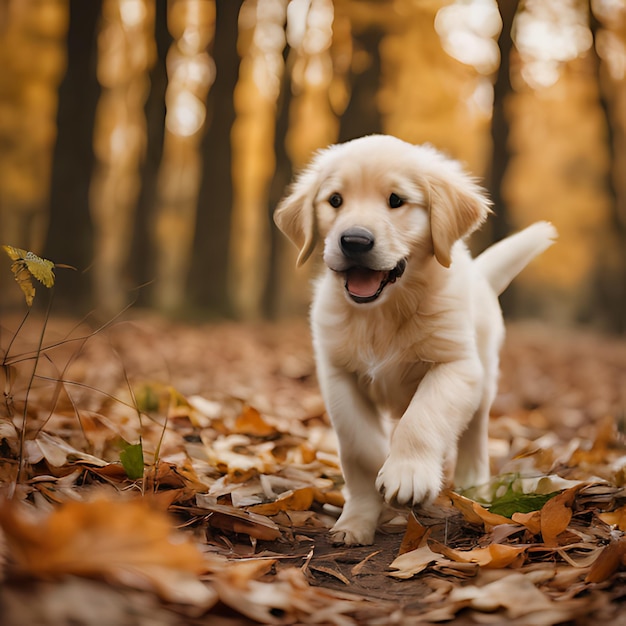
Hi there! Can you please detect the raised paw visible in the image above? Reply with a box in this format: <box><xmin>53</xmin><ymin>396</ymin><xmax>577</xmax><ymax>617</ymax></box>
<box><xmin>375</xmin><ymin>455</ymin><xmax>443</xmax><ymax>505</ymax></box>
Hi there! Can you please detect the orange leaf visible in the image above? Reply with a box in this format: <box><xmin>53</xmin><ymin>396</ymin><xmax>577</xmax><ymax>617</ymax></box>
<box><xmin>248</xmin><ymin>486</ymin><xmax>314</xmax><ymax>515</ymax></box>
<box><xmin>233</xmin><ymin>405</ymin><xmax>277</xmax><ymax>437</ymax></box>
<box><xmin>540</xmin><ymin>485</ymin><xmax>581</xmax><ymax>546</ymax></box>
<box><xmin>598</xmin><ymin>505</ymin><xmax>626</xmax><ymax>531</ymax></box>
<box><xmin>398</xmin><ymin>511</ymin><xmax>428</xmax><ymax>556</ymax></box>
<box><xmin>512</xmin><ymin>510</ymin><xmax>542</xmax><ymax>535</ymax></box>
<box><xmin>0</xmin><ymin>494</ymin><xmax>214</xmax><ymax>607</ymax></box>
<box><xmin>472</xmin><ymin>502</ymin><xmax>513</xmax><ymax>528</ymax></box>
<box><xmin>447</xmin><ymin>491</ymin><xmax>511</xmax><ymax>528</ymax></box>
<box><xmin>446</xmin><ymin>491</ymin><xmax>485</xmax><ymax>525</ymax></box>
<box><xmin>429</xmin><ymin>539</ymin><xmax>526</xmax><ymax>569</ymax></box>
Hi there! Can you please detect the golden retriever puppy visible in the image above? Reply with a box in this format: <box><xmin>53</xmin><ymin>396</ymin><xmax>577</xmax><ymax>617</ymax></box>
<box><xmin>274</xmin><ymin>135</ymin><xmax>556</xmax><ymax>545</ymax></box>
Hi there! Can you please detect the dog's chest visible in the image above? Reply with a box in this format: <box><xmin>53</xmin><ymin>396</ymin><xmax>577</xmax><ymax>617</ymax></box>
<box><xmin>331</xmin><ymin>324</ymin><xmax>431</xmax><ymax>415</ymax></box>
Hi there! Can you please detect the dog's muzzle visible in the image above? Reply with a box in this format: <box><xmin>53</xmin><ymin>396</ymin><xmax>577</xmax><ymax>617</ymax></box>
<box><xmin>344</xmin><ymin>261</ymin><xmax>406</xmax><ymax>303</ymax></box>
<box><xmin>337</xmin><ymin>227</ymin><xmax>406</xmax><ymax>304</ymax></box>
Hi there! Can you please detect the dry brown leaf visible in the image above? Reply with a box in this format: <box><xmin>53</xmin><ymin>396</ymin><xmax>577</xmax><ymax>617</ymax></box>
<box><xmin>429</xmin><ymin>539</ymin><xmax>527</xmax><ymax>569</ymax></box>
<box><xmin>351</xmin><ymin>550</ymin><xmax>382</xmax><ymax>576</ymax></box>
<box><xmin>540</xmin><ymin>485</ymin><xmax>581</xmax><ymax>546</ymax></box>
<box><xmin>309</xmin><ymin>563</ymin><xmax>351</xmax><ymax>585</ymax></box>
<box><xmin>512</xmin><ymin>510</ymin><xmax>543</xmax><ymax>535</ymax></box>
<box><xmin>586</xmin><ymin>534</ymin><xmax>626</xmax><ymax>583</ymax></box>
<box><xmin>447</xmin><ymin>490</ymin><xmax>512</xmax><ymax>528</ymax></box>
<box><xmin>472</xmin><ymin>501</ymin><xmax>514</xmax><ymax>527</ymax></box>
<box><xmin>0</xmin><ymin>494</ymin><xmax>215</xmax><ymax>607</ymax></box>
<box><xmin>388</xmin><ymin>544</ymin><xmax>445</xmax><ymax>579</ymax></box>
<box><xmin>398</xmin><ymin>510</ymin><xmax>428</xmax><ymax>556</ymax></box>
<box><xmin>448</xmin><ymin>572</ymin><xmax>560</xmax><ymax>619</ymax></box>
<box><xmin>446</xmin><ymin>490</ymin><xmax>485</xmax><ymax>525</ymax></box>
<box><xmin>203</xmin><ymin>503</ymin><xmax>282</xmax><ymax>540</ymax></box>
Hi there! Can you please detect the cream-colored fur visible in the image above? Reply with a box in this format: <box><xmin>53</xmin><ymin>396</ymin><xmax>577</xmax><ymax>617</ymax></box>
<box><xmin>275</xmin><ymin>135</ymin><xmax>556</xmax><ymax>545</ymax></box>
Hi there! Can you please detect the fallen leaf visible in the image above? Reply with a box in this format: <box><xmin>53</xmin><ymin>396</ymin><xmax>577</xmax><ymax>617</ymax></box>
<box><xmin>586</xmin><ymin>534</ymin><xmax>626</xmax><ymax>583</ymax></box>
<box><xmin>309</xmin><ymin>563</ymin><xmax>351</xmax><ymax>585</ymax></box>
<box><xmin>234</xmin><ymin>405</ymin><xmax>277</xmax><ymax>437</ymax></box>
<box><xmin>388</xmin><ymin>544</ymin><xmax>447</xmax><ymax>579</ymax></box>
<box><xmin>447</xmin><ymin>491</ymin><xmax>511</xmax><ymax>527</ymax></box>
<box><xmin>598</xmin><ymin>505</ymin><xmax>626</xmax><ymax>531</ymax></box>
<box><xmin>351</xmin><ymin>550</ymin><xmax>382</xmax><ymax>576</ymax></box>
<box><xmin>0</xmin><ymin>494</ymin><xmax>215</xmax><ymax>607</ymax></box>
<box><xmin>541</xmin><ymin>485</ymin><xmax>581</xmax><ymax>546</ymax></box>
<box><xmin>201</xmin><ymin>502</ymin><xmax>282</xmax><ymax>540</ymax></box>
<box><xmin>119</xmin><ymin>441</ymin><xmax>144</xmax><ymax>479</ymax></box>
<box><xmin>512</xmin><ymin>510</ymin><xmax>542</xmax><ymax>535</ymax></box>
<box><xmin>248</xmin><ymin>487</ymin><xmax>314</xmax><ymax>516</ymax></box>
<box><xmin>446</xmin><ymin>490</ymin><xmax>484</xmax><ymax>525</ymax></box>
<box><xmin>398</xmin><ymin>511</ymin><xmax>428</xmax><ymax>555</ymax></box>
<box><xmin>429</xmin><ymin>539</ymin><xmax>527</xmax><ymax>569</ymax></box>
<box><xmin>34</xmin><ymin>432</ymin><xmax>108</xmax><ymax>468</ymax></box>
<box><xmin>448</xmin><ymin>572</ymin><xmax>557</xmax><ymax>619</ymax></box>
<box><xmin>488</xmin><ymin>483</ymin><xmax>558</xmax><ymax>518</ymax></box>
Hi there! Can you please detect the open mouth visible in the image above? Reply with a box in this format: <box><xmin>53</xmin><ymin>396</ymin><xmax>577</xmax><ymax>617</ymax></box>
<box><xmin>343</xmin><ymin>259</ymin><xmax>406</xmax><ymax>304</ymax></box>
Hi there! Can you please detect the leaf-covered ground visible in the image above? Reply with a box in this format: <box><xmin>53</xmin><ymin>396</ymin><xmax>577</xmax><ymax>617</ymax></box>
<box><xmin>1</xmin><ymin>312</ymin><xmax>626</xmax><ymax>625</ymax></box>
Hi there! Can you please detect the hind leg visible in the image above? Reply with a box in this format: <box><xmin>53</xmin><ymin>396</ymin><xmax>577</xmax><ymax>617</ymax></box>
<box><xmin>455</xmin><ymin>400</ymin><xmax>491</xmax><ymax>489</ymax></box>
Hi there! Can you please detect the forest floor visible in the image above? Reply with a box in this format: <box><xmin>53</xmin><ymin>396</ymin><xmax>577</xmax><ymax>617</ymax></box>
<box><xmin>1</xmin><ymin>311</ymin><xmax>626</xmax><ymax>625</ymax></box>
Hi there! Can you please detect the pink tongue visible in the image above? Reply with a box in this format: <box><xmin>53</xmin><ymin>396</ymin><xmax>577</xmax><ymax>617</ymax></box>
<box><xmin>346</xmin><ymin>268</ymin><xmax>385</xmax><ymax>298</ymax></box>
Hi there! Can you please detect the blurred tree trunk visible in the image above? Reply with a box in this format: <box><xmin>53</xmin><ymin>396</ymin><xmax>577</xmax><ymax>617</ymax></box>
<box><xmin>90</xmin><ymin>0</ymin><xmax>156</xmax><ymax>315</ymax></box>
<box><xmin>229</xmin><ymin>0</ymin><xmax>288</xmax><ymax>320</ymax></box>
<box><xmin>488</xmin><ymin>0</ymin><xmax>519</xmax><ymax>314</ymax></box>
<box><xmin>0</xmin><ymin>0</ymin><xmax>68</xmax><ymax>305</ymax></box>
<box><xmin>47</xmin><ymin>0</ymin><xmax>101</xmax><ymax>310</ymax></box>
<box><xmin>151</xmin><ymin>0</ymin><xmax>216</xmax><ymax>314</ymax></box>
<box><xmin>489</xmin><ymin>0</ymin><xmax>519</xmax><ymax>238</ymax></box>
<box><xmin>589</xmin><ymin>2</ymin><xmax>626</xmax><ymax>331</ymax></box>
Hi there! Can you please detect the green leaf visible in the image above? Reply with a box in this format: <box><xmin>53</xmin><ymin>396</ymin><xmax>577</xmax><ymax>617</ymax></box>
<box><xmin>120</xmin><ymin>441</ymin><xmax>144</xmax><ymax>479</ymax></box>
<box><xmin>488</xmin><ymin>483</ymin><xmax>559</xmax><ymax>518</ymax></box>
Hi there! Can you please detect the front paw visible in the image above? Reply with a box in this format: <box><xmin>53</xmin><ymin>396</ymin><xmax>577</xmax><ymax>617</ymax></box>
<box><xmin>330</xmin><ymin>524</ymin><xmax>376</xmax><ymax>546</ymax></box>
<box><xmin>376</xmin><ymin>455</ymin><xmax>443</xmax><ymax>505</ymax></box>
<box><xmin>329</xmin><ymin>496</ymin><xmax>382</xmax><ymax>546</ymax></box>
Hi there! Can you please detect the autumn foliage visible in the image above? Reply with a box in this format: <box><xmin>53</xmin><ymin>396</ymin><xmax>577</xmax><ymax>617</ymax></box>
<box><xmin>0</xmin><ymin>291</ymin><xmax>625</xmax><ymax>623</ymax></box>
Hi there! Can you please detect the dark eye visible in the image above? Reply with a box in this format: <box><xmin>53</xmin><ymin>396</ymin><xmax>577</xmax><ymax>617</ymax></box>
<box><xmin>389</xmin><ymin>193</ymin><xmax>404</xmax><ymax>209</ymax></box>
<box><xmin>328</xmin><ymin>193</ymin><xmax>343</xmax><ymax>209</ymax></box>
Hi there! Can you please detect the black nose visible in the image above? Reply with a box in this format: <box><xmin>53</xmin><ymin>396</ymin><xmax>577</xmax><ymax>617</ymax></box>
<box><xmin>340</xmin><ymin>227</ymin><xmax>375</xmax><ymax>256</ymax></box>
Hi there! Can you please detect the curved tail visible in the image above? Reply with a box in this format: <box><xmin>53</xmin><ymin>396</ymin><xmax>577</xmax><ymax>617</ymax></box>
<box><xmin>475</xmin><ymin>221</ymin><xmax>558</xmax><ymax>296</ymax></box>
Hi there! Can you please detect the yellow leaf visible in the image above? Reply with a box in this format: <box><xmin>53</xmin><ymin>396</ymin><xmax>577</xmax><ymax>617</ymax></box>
<box><xmin>598</xmin><ymin>505</ymin><xmax>626</xmax><ymax>531</ymax></box>
<box><xmin>3</xmin><ymin>245</ymin><xmax>55</xmax><ymax>306</ymax></box>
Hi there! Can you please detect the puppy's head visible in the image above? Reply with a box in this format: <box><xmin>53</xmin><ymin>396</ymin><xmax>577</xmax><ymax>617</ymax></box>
<box><xmin>274</xmin><ymin>135</ymin><xmax>491</xmax><ymax>304</ymax></box>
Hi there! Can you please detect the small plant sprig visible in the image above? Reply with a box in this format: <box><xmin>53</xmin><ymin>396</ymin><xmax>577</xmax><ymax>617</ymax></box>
<box><xmin>2</xmin><ymin>245</ymin><xmax>75</xmax><ymax>489</ymax></box>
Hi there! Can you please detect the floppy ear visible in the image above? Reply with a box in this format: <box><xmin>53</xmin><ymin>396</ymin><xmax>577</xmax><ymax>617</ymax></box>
<box><xmin>425</xmin><ymin>170</ymin><xmax>492</xmax><ymax>268</ymax></box>
<box><xmin>274</xmin><ymin>165</ymin><xmax>320</xmax><ymax>267</ymax></box>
